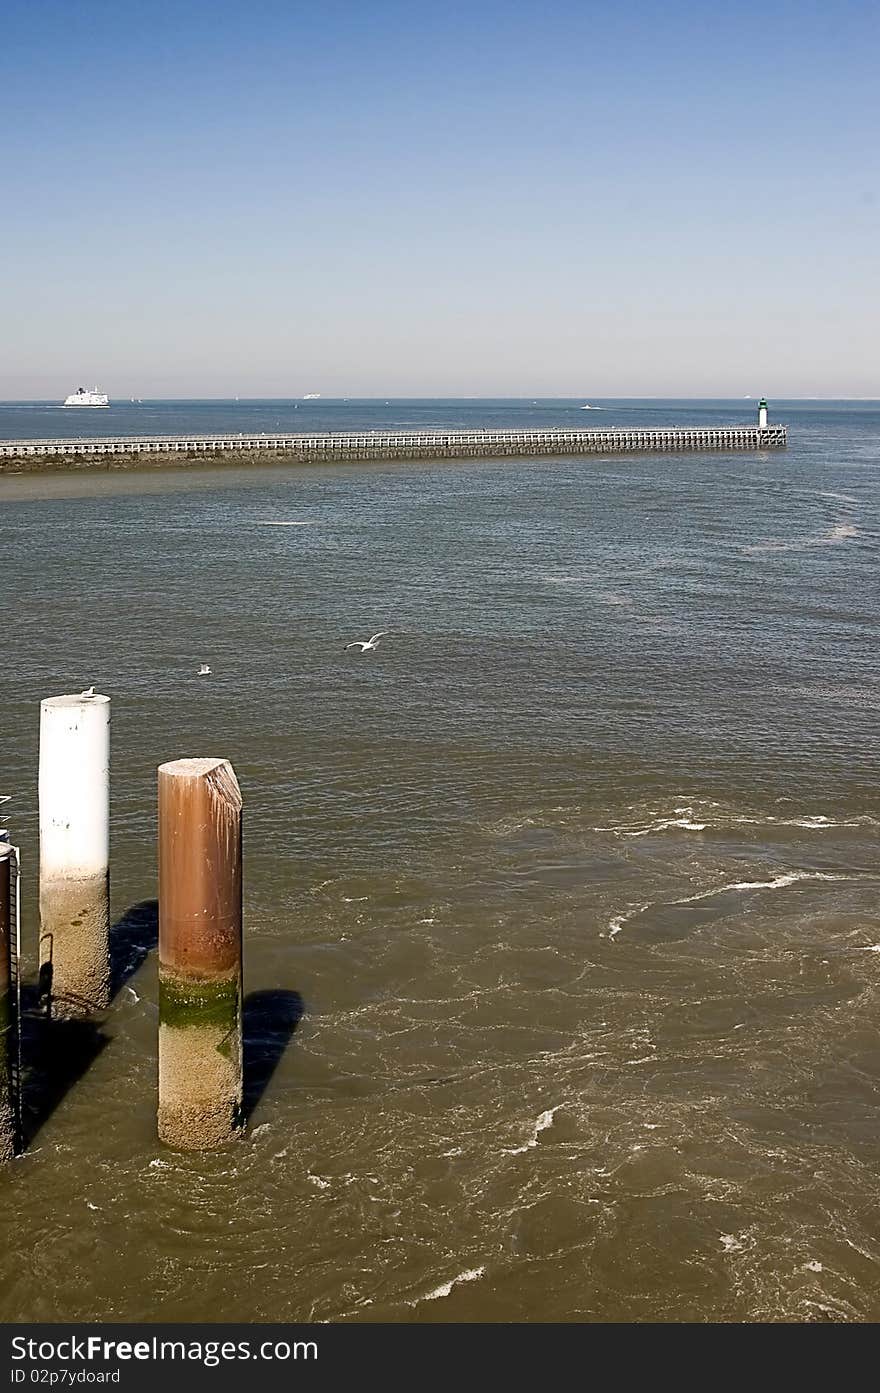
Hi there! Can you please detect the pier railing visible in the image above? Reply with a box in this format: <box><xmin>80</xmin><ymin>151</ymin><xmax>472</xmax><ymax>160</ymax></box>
<box><xmin>0</xmin><ymin>424</ymin><xmax>787</xmax><ymax>462</ymax></box>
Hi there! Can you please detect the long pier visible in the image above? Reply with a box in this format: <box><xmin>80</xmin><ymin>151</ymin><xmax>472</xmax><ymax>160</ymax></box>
<box><xmin>0</xmin><ymin>424</ymin><xmax>786</xmax><ymax>467</ymax></box>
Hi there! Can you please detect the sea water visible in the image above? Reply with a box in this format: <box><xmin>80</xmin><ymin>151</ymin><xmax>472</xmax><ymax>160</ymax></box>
<box><xmin>0</xmin><ymin>399</ymin><xmax>877</xmax><ymax>1321</ymax></box>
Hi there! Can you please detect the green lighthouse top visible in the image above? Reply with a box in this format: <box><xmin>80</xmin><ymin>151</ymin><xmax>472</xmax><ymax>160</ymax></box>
<box><xmin>758</xmin><ymin>398</ymin><xmax>768</xmax><ymax>408</ymax></box>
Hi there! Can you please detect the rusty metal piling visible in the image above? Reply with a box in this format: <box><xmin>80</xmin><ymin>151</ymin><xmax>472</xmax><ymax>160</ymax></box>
<box><xmin>157</xmin><ymin>758</ymin><xmax>243</xmax><ymax>1149</ymax></box>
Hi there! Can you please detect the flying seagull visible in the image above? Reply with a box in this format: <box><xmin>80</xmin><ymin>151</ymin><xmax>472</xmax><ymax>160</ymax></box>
<box><xmin>198</xmin><ymin>664</ymin><xmax>212</xmax><ymax>675</ymax></box>
<box><xmin>80</xmin><ymin>686</ymin><xmax>96</xmax><ymax>698</ymax></box>
<box><xmin>345</xmin><ymin>632</ymin><xmax>388</xmax><ymax>653</ymax></box>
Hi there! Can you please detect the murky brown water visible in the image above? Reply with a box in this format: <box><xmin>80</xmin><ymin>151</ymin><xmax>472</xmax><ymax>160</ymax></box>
<box><xmin>1</xmin><ymin>401</ymin><xmax>878</xmax><ymax>1321</ymax></box>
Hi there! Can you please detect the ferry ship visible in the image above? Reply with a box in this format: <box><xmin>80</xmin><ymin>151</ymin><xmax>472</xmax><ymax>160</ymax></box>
<box><xmin>63</xmin><ymin>386</ymin><xmax>109</xmax><ymax>407</ymax></box>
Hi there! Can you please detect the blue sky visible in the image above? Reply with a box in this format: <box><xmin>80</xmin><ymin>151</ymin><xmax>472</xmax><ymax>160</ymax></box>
<box><xmin>2</xmin><ymin>0</ymin><xmax>877</xmax><ymax>397</ymax></box>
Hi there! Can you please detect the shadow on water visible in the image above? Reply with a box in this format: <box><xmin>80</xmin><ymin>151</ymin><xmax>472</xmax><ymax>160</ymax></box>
<box><xmin>109</xmin><ymin>898</ymin><xmax>158</xmax><ymax>999</ymax></box>
<box><xmin>19</xmin><ymin>997</ymin><xmax>111</xmax><ymax>1148</ymax></box>
<box><xmin>19</xmin><ymin>900</ymin><xmax>159</xmax><ymax>1149</ymax></box>
<box><xmin>18</xmin><ymin>909</ymin><xmax>300</xmax><ymax>1145</ymax></box>
<box><xmin>242</xmin><ymin>989</ymin><xmax>304</xmax><ymax>1124</ymax></box>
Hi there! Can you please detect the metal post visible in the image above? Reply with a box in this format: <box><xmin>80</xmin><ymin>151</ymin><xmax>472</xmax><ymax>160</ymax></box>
<box><xmin>157</xmin><ymin>758</ymin><xmax>243</xmax><ymax>1150</ymax></box>
<box><xmin>39</xmin><ymin>693</ymin><xmax>111</xmax><ymax>1018</ymax></box>
<box><xmin>0</xmin><ymin>846</ymin><xmax>18</xmax><ymax>1160</ymax></box>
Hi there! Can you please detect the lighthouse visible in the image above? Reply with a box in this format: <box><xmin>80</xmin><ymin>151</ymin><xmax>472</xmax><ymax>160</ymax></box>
<box><xmin>758</xmin><ymin>398</ymin><xmax>768</xmax><ymax>429</ymax></box>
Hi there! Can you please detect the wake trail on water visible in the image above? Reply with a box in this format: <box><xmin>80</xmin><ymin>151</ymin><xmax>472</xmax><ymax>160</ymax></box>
<box><xmin>606</xmin><ymin>870</ymin><xmax>874</xmax><ymax>941</ymax></box>
<box><xmin>676</xmin><ymin>870</ymin><xmax>863</xmax><ymax>899</ymax></box>
<box><xmin>594</xmin><ymin>804</ymin><xmax>879</xmax><ymax>838</ymax></box>
<box><xmin>744</xmin><ymin>523</ymin><xmax>858</xmax><ymax>553</ymax></box>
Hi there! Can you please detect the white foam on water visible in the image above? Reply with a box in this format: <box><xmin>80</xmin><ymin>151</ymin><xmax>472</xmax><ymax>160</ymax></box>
<box><xmin>805</xmin><ymin>1260</ymin><xmax>824</xmax><ymax>1273</ymax></box>
<box><xmin>678</xmin><ymin>870</ymin><xmax>859</xmax><ymax>902</ymax></box>
<box><xmin>720</xmin><ymin>1234</ymin><xmax>743</xmax><ymax>1252</ymax></box>
<box><xmin>843</xmin><ymin>1238</ymin><xmax>877</xmax><ymax>1261</ymax></box>
<box><xmin>607</xmin><ymin>904</ymin><xmax>649</xmax><ymax>940</ymax></box>
<box><xmin>623</xmin><ymin>816</ymin><xmax>708</xmax><ymax>836</ymax></box>
<box><xmin>744</xmin><ymin>523</ymin><xmax>858</xmax><ymax>553</ymax></box>
<box><xmin>606</xmin><ymin>872</ymin><xmax>863</xmax><ymax>940</ymax></box>
<box><xmin>503</xmin><ymin>1104</ymin><xmax>561</xmax><ymax>1155</ymax></box>
<box><xmin>719</xmin><ymin>812</ymin><xmax>836</xmax><ymax>830</ymax></box>
<box><xmin>773</xmin><ymin>815</ymin><xmax>844</xmax><ymax>828</ymax></box>
<box><xmin>733</xmin><ymin>812</ymin><xmax>880</xmax><ymax>830</ymax></box>
<box><xmin>596</xmin><ymin>801</ymin><xmax>718</xmax><ymax>836</ymax></box>
<box><xmin>484</xmin><ymin>815</ymin><xmax>536</xmax><ymax>836</ymax></box>
<box><xmin>418</xmin><ymin>1266</ymin><xmax>486</xmax><ymax>1303</ymax></box>
<box><xmin>598</xmin><ymin>805</ymin><xmax>878</xmax><ymax>836</ymax></box>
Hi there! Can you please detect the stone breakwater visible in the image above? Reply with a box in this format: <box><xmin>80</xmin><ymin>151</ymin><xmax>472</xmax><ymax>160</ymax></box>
<box><xmin>0</xmin><ymin>425</ymin><xmax>787</xmax><ymax>472</ymax></box>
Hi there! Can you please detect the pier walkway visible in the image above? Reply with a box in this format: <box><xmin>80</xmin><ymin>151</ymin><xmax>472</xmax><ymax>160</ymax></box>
<box><xmin>0</xmin><ymin>424</ymin><xmax>787</xmax><ymax>464</ymax></box>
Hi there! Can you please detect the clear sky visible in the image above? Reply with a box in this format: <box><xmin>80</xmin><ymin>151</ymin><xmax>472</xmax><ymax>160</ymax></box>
<box><xmin>2</xmin><ymin>0</ymin><xmax>878</xmax><ymax>398</ymax></box>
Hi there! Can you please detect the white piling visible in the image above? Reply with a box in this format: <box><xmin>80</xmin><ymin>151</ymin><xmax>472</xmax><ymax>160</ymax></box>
<box><xmin>39</xmin><ymin>693</ymin><xmax>111</xmax><ymax>1017</ymax></box>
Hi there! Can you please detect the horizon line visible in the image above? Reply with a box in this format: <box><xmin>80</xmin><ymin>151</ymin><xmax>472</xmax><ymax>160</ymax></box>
<box><xmin>1</xmin><ymin>395</ymin><xmax>878</xmax><ymax>404</ymax></box>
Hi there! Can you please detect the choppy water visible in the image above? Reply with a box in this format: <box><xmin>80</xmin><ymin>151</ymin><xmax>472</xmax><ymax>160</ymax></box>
<box><xmin>0</xmin><ymin>399</ymin><xmax>879</xmax><ymax>1323</ymax></box>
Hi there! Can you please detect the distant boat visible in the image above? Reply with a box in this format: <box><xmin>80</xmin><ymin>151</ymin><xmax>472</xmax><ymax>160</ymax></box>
<box><xmin>580</xmin><ymin>404</ymin><xmax>602</xmax><ymax>410</ymax></box>
<box><xmin>303</xmin><ymin>393</ymin><xmax>321</xmax><ymax>400</ymax></box>
<box><xmin>63</xmin><ymin>386</ymin><xmax>109</xmax><ymax>407</ymax></box>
